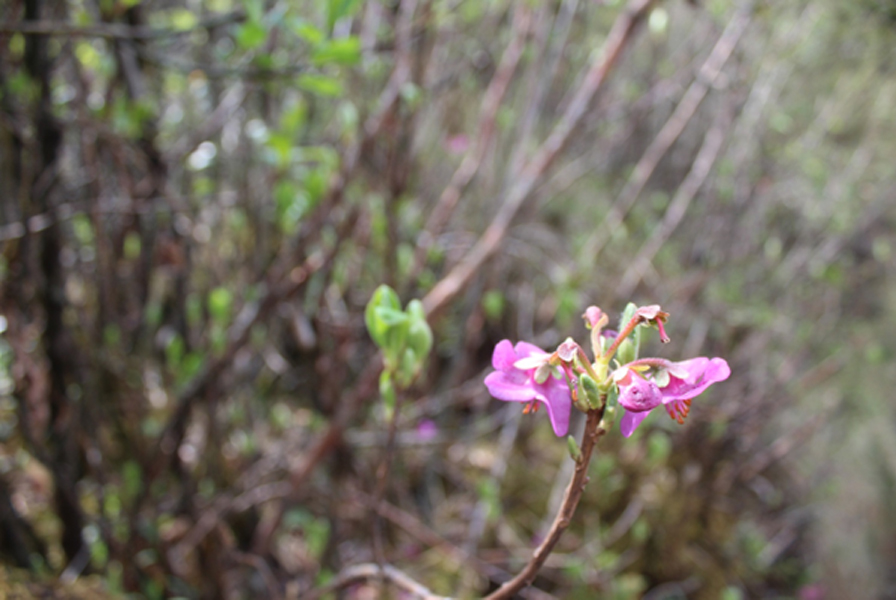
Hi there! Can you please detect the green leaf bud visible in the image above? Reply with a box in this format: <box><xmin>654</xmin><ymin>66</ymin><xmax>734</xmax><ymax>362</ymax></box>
<box><xmin>567</xmin><ymin>435</ymin><xmax>583</xmax><ymax>463</ymax></box>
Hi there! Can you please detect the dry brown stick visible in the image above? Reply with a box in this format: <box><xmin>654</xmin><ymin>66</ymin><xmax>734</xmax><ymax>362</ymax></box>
<box><xmin>407</xmin><ymin>5</ymin><xmax>532</xmax><ymax>284</ymax></box>
<box><xmin>152</xmin><ymin>246</ymin><xmax>327</xmax><ymax>475</ymax></box>
<box><xmin>740</xmin><ymin>413</ymin><xmax>825</xmax><ymax>482</ymax></box>
<box><xmin>362</xmin><ymin>0</ymin><xmax>419</xmax><ymax>141</ymax></box>
<box><xmin>484</xmin><ymin>409</ymin><xmax>606</xmax><ymax>600</ymax></box>
<box><xmin>248</xmin><ymin>359</ymin><xmax>382</xmax><ymax>554</ymax></box>
<box><xmin>167</xmin><ymin>481</ymin><xmax>292</xmax><ymax>572</ymax></box>
<box><xmin>582</xmin><ymin>5</ymin><xmax>752</xmax><ymax>263</ymax></box>
<box><xmin>422</xmin><ymin>0</ymin><xmax>656</xmax><ymax>319</ymax></box>
<box><xmin>352</xmin><ymin>492</ymin><xmax>559</xmax><ymax>598</ymax></box>
<box><xmin>504</xmin><ymin>0</ymin><xmax>579</xmax><ymax>184</ymax></box>
<box><xmin>459</xmin><ymin>405</ymin><xmax>522</xmax><ymax>597</ymax></box>
<box><xmin>304</xmin><ymin>563</ymin><xmax>452</xmax><ymax>600</ymax></box>
<box><xmin>615</xmin><ymin>109</ymin><xmax>732</xmax><ymax>299</ymax></box>
<box><xmin>372</xmin><ymin>387</ymin><xmax>407</xmax><ymax>568</ymax></box>
<box><xmin>284</xmin><ymin>0</ymin><xmax>416</xmax><ymax>266</ymax></box>
<box><xmin>231</xmin><ymin>550</ymin><xmax>283</xmax><ymax>600</ymax></box>
<box><xmin>165</xmin><ymin>82</ymin><xmax>249</xmax><ymax>163</ymax></box>
<box><xmin>0</xmin><ymin>12</ymin><xmax>245</xmax><ymax>38</ymax></box>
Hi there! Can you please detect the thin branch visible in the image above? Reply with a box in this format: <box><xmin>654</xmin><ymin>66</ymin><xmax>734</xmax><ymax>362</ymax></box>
<box><xmin>0</xmin><ymin>12</ymin><xmax>245</xmax><ymax>39</ymax></box>
<box><xmin>408</xmin><ymin>4</ymin><xmax>531</xmax><ymax>284</ymax></box>
<box><xmin>248</xmin><ymin>358</ymin><xmax>382</xmax><ymax>554</ymax></box>
<box><xmin>167</xmin><ymin>481</ymin><xmax>292</xmax><ymax>573</ymax></box>
<box><xmin>304</xmin><ymin>563</ymin><xmax>452</xmax><ymax>600</ymax></box>
<box><xmin>231</xmin><ymin>551</ymin><xmax>283</xmax><ymax>600</ymax></box>
<box><xmin>582</xmin><ymin>5</ymin><xmax>753</xmax><ymax>263</ymax></box>
<box><xmin>505</xmin><ymin>0</ymin><xmax>580</xmax><ymax>183</ymax></box>
<box><xmin>484</xmin><ymin>409</ymin><xmax>606</xmax><ymax>600</ymax></box>
<box><xmin>463</xmin><ymin>405</ymin><xmax>522</xmax><ymax>557</ymax></box>
<box><xmin>422</xmin><ymin>0</ymin><xmax>657</xmax><ymax>319</ymax></box>
<box><xmin>165</xmin><ymin>82</ymin><xmax>249</xmax><ymax>162</ymax></box>
<box><xmin>149</xmin><ymin>208</ymin><xmax>361</xmax><ymax>489</ymax></box>
<box><xmin>372</xmin><ymin>386</ymin><xmax>407</xmax><ymax>567</ymax></box>
<box><xmin>369</xmin><ymin>497</ymin><xmax>554</xmax><ymax>599</ymax></box>
<box><xmin>615</xmin><ymin>109</ymin><xmax>732</xmax><ymax>299</ymax></box>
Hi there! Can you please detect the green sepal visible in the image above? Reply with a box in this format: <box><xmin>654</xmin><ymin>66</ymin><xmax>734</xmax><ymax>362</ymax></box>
<box><xmin>567</xmin><ymin>435</ymin><xmax>583</xmax><ymax>463</ymax></box>
<box><xmin>534</xmin><ymin>364</ymin><xmax>551</xmax><ymax>384</ymax></box>
<box><xmin>616</xmin><ymin>338</ymin><xmax>636</xmax><ymax>366</ymax></box>
<box><xmin>579</xmin><ymin>373</ymin><xmax>603</xmax><ymax>410</ymax></box>
<box><xmin>618</xmin><ymin>302</ymin><xmax>638</xmax><ymax>333</ymax></box>
<box><xmin>605</xmin><ymin>383</ymin><xmax>619</xmax><ymax>410</ymax></box>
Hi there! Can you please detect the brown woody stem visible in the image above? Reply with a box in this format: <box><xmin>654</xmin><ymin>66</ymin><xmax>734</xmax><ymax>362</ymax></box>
<box><xmin>483</xmin><ymin>407</ymin><xmax>606</xmax><ymax>599</ymax></box>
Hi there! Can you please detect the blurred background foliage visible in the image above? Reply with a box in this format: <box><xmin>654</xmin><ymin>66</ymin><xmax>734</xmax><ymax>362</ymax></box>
<box><xmin>1</xmin><ymin>0</ymin><xmax>896</xmax><ymax>598</ymax></box>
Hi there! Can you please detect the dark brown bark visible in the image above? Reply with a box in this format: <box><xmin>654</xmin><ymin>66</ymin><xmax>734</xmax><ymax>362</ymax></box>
<box><xmin>24</xmin><ymin>0</ymin><xmax>87</xmax><ymax>566</ymax></box>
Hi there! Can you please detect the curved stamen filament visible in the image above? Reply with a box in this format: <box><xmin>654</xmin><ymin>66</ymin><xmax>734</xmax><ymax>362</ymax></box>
<box><xmin>523</xmin><ymin>400</ymin><xmax>539</xmax><ymax>414</ymax></box>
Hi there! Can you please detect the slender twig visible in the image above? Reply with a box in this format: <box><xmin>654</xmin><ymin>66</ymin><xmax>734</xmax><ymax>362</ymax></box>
<box><xmin>355</xmin><ymin>493</ymin><xmax>555</xmax><ymax>599</ymax></box>
<box><xmin>615</xmin><ymin>109</ymin><xmax>732</xmax><ymax>299</ymax></box>
<box><xmin>249</xmin><ymin>359</ymin><xmax>382</xmax><ymax>553</ymax></box>
<box><xmin>459</xmin><ymin>405</ymin><xmax>523</xmax><ymax>596</ymax></box>
<box><xmin>582</xmin><ymin>5</ymin><xmax>753</xmax><ymax>263</ymax></box>
<box><xmin>484</xmin><ymin>408</ymin><xmax>606</xmax><ymax>600</ymax></box>
<box><xmin>247</xmin><ymin>0</ymin><xmax>424</xmax><ymax>556</ymax></box>
<box><xmin>304</xmin><ymin>563</ymin><xmax>452</xmax><ymax>600</ymax></box>
<box><xmin>231</xmin><ymin>551</ymin><xmax>283</xmax><ymax>600</ymax></box>
<box><xmin>363</xmin><ymin>0</ymin><xmax>419</xmax><ymax>141</ymax></box>
<box><xmin>422</xmin><ymin>0</ymin><xmax>656</xmax><ymax>319</ymax></box>
<box><xmin>165</xmin><ymin>82</ymin><xmax>249</xmax><ymax>162</ymax></box>
<box><xmin>407</xmin><ymin>4</ymin><xmax>531</xmax><ymax>285</ymax></box>
<box><xmin>372</xmin><ymin>386</ymin><xmax>407</xmax><ymax>567</ymax></box>
<box><xmin>504</xmin><ymin>0</ymin><xmax>579</xmax><ymax>183</ymax></box>
<box><xmin>0</xmin><ymin>12</ymin><xmax>245</xmax><ymax>39</ymax></box>
<box><xmin>167</xmin><ymin>481</ymin><xmax>292</xmax><ymax>572</ymax></box>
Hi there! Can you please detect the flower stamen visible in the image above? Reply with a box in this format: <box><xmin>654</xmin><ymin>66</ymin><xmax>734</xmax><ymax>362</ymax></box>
<box><xmin>666</xmin><ymin>398</ymin><xmax>692</xmax><ymax>424</ymax></box>
<box><xmin>523</xmin><ymin>400</ymin><xmax>539</xmax><ymax>415</ymax></box>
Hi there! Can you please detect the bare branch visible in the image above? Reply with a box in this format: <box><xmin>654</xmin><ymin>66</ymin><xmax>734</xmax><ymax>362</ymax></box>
<box><xmin>422</xmin><ymin>0</ymin><xmax>657</xmax><ymax>319</ymax></box>
<box><xmin>409</xmin><ymin>4</ymin><xmax>532</xmax><ymax>284</ymax></box>
<box><xmin>616</xmin><ymin>110</ymin><xmax>732</xmax><ymax>299</ymax></box>
<box><xmin>0</xmin><ymin>12</ymin><xmax>245</xmax><ymax>39</ymax></box>
<box><xmin>305</xmin><ymin>563</ymin><xmax>452</xmax><ymax>600</ymax></box>
<box><xmin>582</xmin><ymin>5</ymin><xmax>752</xmax><ymax>263</ymax></box>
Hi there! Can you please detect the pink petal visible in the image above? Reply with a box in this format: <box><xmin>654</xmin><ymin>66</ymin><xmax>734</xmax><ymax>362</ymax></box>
<box><xmin>536</xmin><ymin>380</ymin><xmax>571</xmax><ymax>437</ymax></box>
<box><xmin>620</xmin><ymin>409</ymin><xmax>651</xmax><ymax>438</ymax></box>
<box><xmin>514</xmin><ymin>356</ymin><xmax>546</xmax><ymax>370</ymax></box>
<box><xmin>484</xmin><ymin>371</ymin><xmax>536</xmax><ymax>402</ymax></box>
<box><xmin>618</xmin><ymin>375</ymin><xmax>663</xmax><ymax>412</ymax></box>
<box><xmin>514</xmin><ymin>341</ymin><xmax>549</xmax><ymax>359</ymax></box>
<box><xmin>661</xmin><ymin>357</ymin><xmax>730</xmax><ymax>403</ymax></box>
<box><xmin>492</xmin><ymin>339</ymin><xmax>518</xmax><ymax>371</ymax></box>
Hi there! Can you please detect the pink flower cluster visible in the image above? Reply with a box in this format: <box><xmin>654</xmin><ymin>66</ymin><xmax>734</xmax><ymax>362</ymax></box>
<box><xmin>484</xmin><ymin>305</ymin><xmax>730</xmax><ymax>438</ymax></box>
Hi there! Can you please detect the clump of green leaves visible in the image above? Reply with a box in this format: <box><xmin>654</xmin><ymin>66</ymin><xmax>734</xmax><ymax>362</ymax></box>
<box><xmin>365</xmin><ymin>285</ymin><xmax>432</xmax><ymax>414</ymax></box>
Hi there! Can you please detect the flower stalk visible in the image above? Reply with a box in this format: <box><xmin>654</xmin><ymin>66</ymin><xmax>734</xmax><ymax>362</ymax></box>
<box><xmin>483</xmin><ymin>406</ymin><xmax>607</xmax><ymax>600</ymax></box>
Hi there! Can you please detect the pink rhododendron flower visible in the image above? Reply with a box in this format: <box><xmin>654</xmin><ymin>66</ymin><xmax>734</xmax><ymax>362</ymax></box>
<box><xmin>484</xmin><ymin>340</ymin><xmax>572</xmax><ymax>436</ymax></box>
<box><xmin>616</xmin><ymin>357</ymin><xmax>730</xmax><ymax>437</ymax></box>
